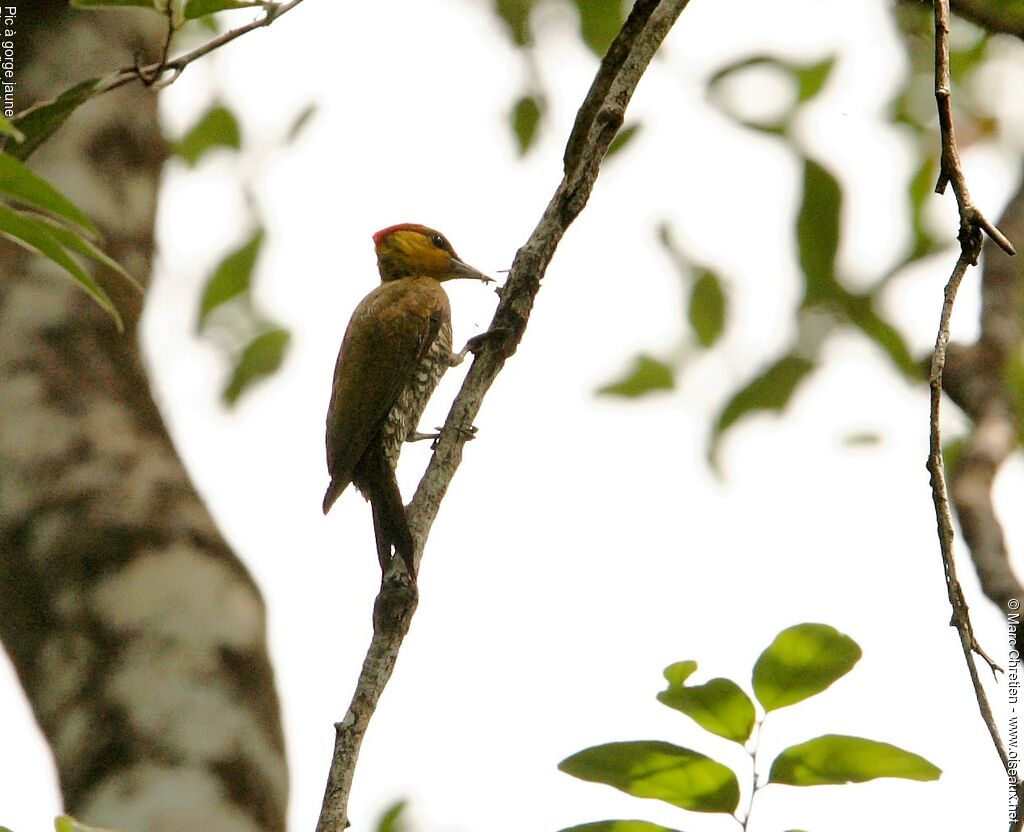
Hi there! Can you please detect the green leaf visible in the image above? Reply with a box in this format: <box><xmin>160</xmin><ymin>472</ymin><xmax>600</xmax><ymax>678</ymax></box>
<box><xmin>907</xmin><ymin>156</ymin><xmax>940</xmax><ymax>261</ymax></box>
<box><xmin>222</xmin><ymin>327</ymin><xmax>290</xmax><ymax>405</ymax></box>
<box><xmin>707</xmin><ymin>55</ymin><xmax>834</xmax><ymax>111</ymax></box>
<box><xmin>285</xmin><ymin>103</ymin><xmax>318</xmax><ymax>144</ymax></box>
<box><xmin>797</xmin><ymin>157</ymin><xmax>841</xmax><ymax>307</ymax></box>
<box><xmin>0</xmin><ymin>113</ymin><xmax>24</xmax><ymax>143</ymax></box>
<box><xmin>734</xmin><ymin>119</ymin><xmax>788</xmax><ymax>137</ymax></box>
<box><xmin>31</xmin><ymin>212</ymin><xmax>141</xmax><ymax>293</ymax></box>
<box><xmin>607</xmin><ymin>123</ymin><xmax>642</xmax><ymax>159</ymax></box>
<box><xmin>559</xmin><ymin>741</ymin><xmax>740</xmax><ymax>813</ymax></box>
<box><xmin>174</xmin><ymin>105</ymin><xmax>241</xmax><ymax>167</ymax></box>
<box><xmin>8</xmin><ymin>78</ymin><xmax>101</xmax><ymax>162</ymax></box>
<box><xmin>0</xmin><ymin>153</ymin><xmax>98</xmax><ymax>236</ymax></box>
<box><xmin>55</xmin><ymin>816</ymin><xmax>122</xmax><ymax>832</ymax></box>
<box><xmin>942</xmin><ymin>436</ymin><xmax>966</xmax><ymax>477</ymax></box>
<box><xmin>752</xmin><ymin>623</ymin><xmax>861</xmax><ymax>712</ymax></box>
<box><xmin>597</xmin><ymin>355</ymin><xmax>675</xmax><ymax>398</ymax></box>
<box><xmin>842</xmin><ymin>295</ymin><xmax>918</xmax><ymax>379</ymax></box>
<box><xmin>185</xmin><ymin>0</ymin><xmax>262</xmax><ymax>19</ymax></box>
<box><xmin>511</xmin><ymin>95</ymin><xmax>541</xmax><ymax>156</ymax></box>
<box><xmin>711</xmin><ymin>354</ymin><xmax>815</xmax><ymax>454</ymax></box>
<box><xmin>374</xmin><ymin>799</ymin><xmax>408</xmax><ymax>832</ymax></box>
<box><xmin>949</xmin><ymin>31</ymin><xmax>988</xmax><ymax>83</ymax></box>
<box><xmin>558</xmin><ymin>822</ymin><xmax>684</xmax><ymax>832</ymax></box>
<box><xmin>0</xmin><ymin>203</ymin><xmax>121</xmax><ymax>330</ymax></box>
<box><xmin>197</xmin><ymin>228</ymin><xmax>264</xmax><ymax>329</ymax></box>
<box><xmin>769</xmin><ymin>734</ymin><xmax>941</xmax><ymax>786</ymax></box>
<box><xmin>570</xmin><ymin>0</ymin><xmax>624</xmax><ymax>57</ymax></box>
<box><xmin>657</xmin><ymin>661</ymin><xmax>755</xmax><ymax>743</ymax></box>
<box><xmin>688</xmin><ymin>268</ymin><xmax>726</xmax><ymax>348</ymax></box>
<box><xmin>794</xmin><ymin>57</ymin><xmax>836</xmax><ymax>103</ymax></box>
<box><xmin>494</xmin><ymin>0</ymin><xmax>535</xmax><ymax>46</ymax></box>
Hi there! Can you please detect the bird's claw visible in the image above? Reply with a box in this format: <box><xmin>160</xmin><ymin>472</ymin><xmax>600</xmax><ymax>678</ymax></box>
<box><xmin>408</xmin><ymin>424</ymin><xmax>479</xmax><ymax>450</ymax></box>
<box><xmin>451</xmin><ymin>328</ymin><xmax>513</xmax><ymax>366</ymax></box>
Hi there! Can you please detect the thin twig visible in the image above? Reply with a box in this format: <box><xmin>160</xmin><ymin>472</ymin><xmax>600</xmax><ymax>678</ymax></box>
<box><xmin>944</xmin><ymin>179</ymin><xmax>1024</xmax><ymax>611</ymax></box>
<box><xmin>926</xmin><ymin>0</ymin><xmax>1017</xmax><ymax>819</ymax></box>
<box><xmin>932</xmin><ymin>0</ymin><xmax>1015</xmax><ymax>256</ymax></box>
<box><xmin>313</xmin><ymin>2</ymin><xmax>692</xmax><ymax>830</ymax></box>
<box><xmin>97</xmin><ymin>1</ymin><xmax>304</xmax><ymax>96</ymax></box>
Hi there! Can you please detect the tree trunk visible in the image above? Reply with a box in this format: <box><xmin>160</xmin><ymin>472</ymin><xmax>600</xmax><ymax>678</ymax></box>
<box><xmin>0</xmin><ymin>5</ymin><xmax>288</xmax><ymax>831</ymax></box>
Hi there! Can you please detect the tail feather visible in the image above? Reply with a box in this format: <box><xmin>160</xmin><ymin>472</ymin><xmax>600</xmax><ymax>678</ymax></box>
<box><xmin>356</xmin><ymin>449</ymin><xmax>415</xmax><ymax>575</ymax></box>
<box><xmin>369</xmin><ymin>475</ymin><xmax>415</xmax><ymax>574</ymax></box>
<box><xmin>322</xmin><ymin>476</ymin><xmax>349</xmax><ymax>515</ymax></box>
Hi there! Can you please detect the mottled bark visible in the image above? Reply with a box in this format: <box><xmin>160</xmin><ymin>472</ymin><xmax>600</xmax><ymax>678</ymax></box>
<box><xmin>0</xmin><ymin>5</ymin><xmax>287</xmax><ymax>831</ymax></box>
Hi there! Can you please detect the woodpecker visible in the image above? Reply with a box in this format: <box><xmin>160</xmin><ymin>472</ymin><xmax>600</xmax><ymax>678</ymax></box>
<box><xmin>323</xmin><ymin>224</ymin><xmax>492</xmax><ymax>575</ymax></box>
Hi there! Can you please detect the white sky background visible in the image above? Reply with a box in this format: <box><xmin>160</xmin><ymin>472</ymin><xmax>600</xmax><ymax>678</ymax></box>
<box><xmin>3</xmin><ymin>0</ymin><xmax>1024</xmax><ymax>830</ymax></box>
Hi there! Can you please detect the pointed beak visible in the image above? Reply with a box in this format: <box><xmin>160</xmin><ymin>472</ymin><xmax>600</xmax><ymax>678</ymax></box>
<box><xmin>449</xmin><ymin>257</ymin><xmax>494</xmax><ymax>283</ymax></box>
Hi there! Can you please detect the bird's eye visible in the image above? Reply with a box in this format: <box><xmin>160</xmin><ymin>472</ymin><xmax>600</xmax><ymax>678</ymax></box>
<box><xmin>430</xmin><ymin>233</ymin><xmax>448</xmax><ymax>250</ymax></box>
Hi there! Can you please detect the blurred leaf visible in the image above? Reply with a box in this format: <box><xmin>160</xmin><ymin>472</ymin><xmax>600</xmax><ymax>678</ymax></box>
<box><xmin>285</xmin><ymin>103</ymin><xmax>318</xmax><ymax>144</ymax></box>
<box><xmin>570</xmin><ymin>0</ymin><xmax>624</xmax><ymax>57</ymax></box>
<box><xmin>907</xmin><ymin>155</ymin><xmax>940</xmax><ymax>261</ymax></box>
<box><xmin>711</xmin><ymin>354</ymin><xmax>815</xmax><ymax>455</ymax></box>
<box><xmin>735</xmin><ymin>118</ymin><xmax>787</xmax><ymax>136</ymax></box>
<box><xmin>197</xmin><ymin>228</ymin><xmax>264</xmax><ymax>330</ymax></box>
<box><xmin>174</xmin><ymin>104</ymin><xmax>241</xmax><ymax>166</ymax></box>
<box><xmin>1005</xmin><ymin>354</ymin><xmax>1024</xmax><ymax>442</ymax></box>
<box><xmin>842</xmin><ymin>431</ymin><xmax>882</xmax><ymax>447</ymax></box>
<box><xmin>223</xmin><ymin>327</ymin><xmax>290</xmax><ymax>405</ymax></box>
<box><xmin>707</xmin><ymin>54</ymin><xmax>766</xmax><ymax>88</ymax></box>
<box><xmin>949</xmin><ymin>30</ymin><xmax>988</xmax><ymax>83</ymax></box>
<box><xmin>842</xmin><ymin>295</ymin><xmax>918</xmax><ymax>379</ymax></box>
<box><xmin>752</xmin><ymin>623</ymin><xmax>861</xmax><ymax>712</ymax></box>
<box><xmin>707</xmin><ymin>54</ymin><xmax>834</xmax><ymax>120</ymax></box>
<box><xmin>375</xmin><ymin>799</ymin><xmax>408</xmax><ymax>832</ymax></box>
<box><xmin>769</xmin><ymin>735</ymin><xmax>941</xmax><ymax>785</ymax></box>
<box><xmin>0</xmin><ymin>113</ymin><xmax>24</xmax><ymax>143</ymax></box>
<box><xmin>794</xmin><ymin>57</ymin><xmax>835</xmax><ymax>102</ymax></box>
<box><xmin>185</xmin><ymin>0</ymin><xmax>262</xmax><ymax>19</ymax></box>
<box><xmin>597</xmin><ymin>355</ymin><xmax>674</xmax><ymax>398</ymax></box>
<box><xmin>494</xmin><ymin>0</ymin><xmax>535</xmax><ymax>46</ymax></box>
<box><xmin>689</xmin><ymin>268</ymin><xmax>726</xmax><ymax>348</ymax></box>
<box><xmin>657</xmin><ymin>661</ymin><xmax>755</xmax><ymax>743</ymax></box>
<box><xmin>558</xmin><ymin>822</ymin><xmax>684</xmax><ymax>832</ymax></box>
<box><xmin>797</xmin><ymin>157</ymin><xmax>841</xmax><ymax>307</ymax></box>
<box><xmin>0</xmin><ymin>204</ymin><xmax>121</xmax><ymax>330</ymax></box>
<box><xmin>8</xmin><ymin>78</ymin><xmax>101</xmax><ymax>162</ymax></box>
<box><xmin>607</xmin><ymin>123</ymin><xmax>641</xmax><ymax>159</ymax></box>
<box><xmin>511</xmin><ymin>95</ymin><xmax>542</xmax><ymax>156</ymax></box>
<box><xmin>55</xmin><ymin>816</ymin><xmax>121</xmax><ymax>832</ymax></box>
<box><xmin>32</xmin><ymin>212</ymin><xmax>141</xmax><ymax>292</ymax></box>
<box><xmin>559</xmin><ymin>741</ymin><xmax>740</xmax><ymax>813</ymax></box>
<box><xmin>0</xmin><ymin>152</ymin><xmax>98</xmax><ymax>236</ymax></box>
<box><xmin>942</xmin><ymin>436</ymin><xmax>966</xmax><ymax>476</ymax></box>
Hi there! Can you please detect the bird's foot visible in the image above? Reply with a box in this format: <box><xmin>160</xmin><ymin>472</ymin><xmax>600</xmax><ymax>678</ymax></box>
<box><xmin>450</xmin><ymin>327</ymin><xmax>514</xmax><ymax>366</ymax></box>
<box><xmin>430</xmin><ymin>424</ymin><xmax>479</xmax><ymax>449</ymax></box>
<box><xmin>407</xmin><ymin>425</ymin><xmax>478</xmax><ymax>450</ymax></box>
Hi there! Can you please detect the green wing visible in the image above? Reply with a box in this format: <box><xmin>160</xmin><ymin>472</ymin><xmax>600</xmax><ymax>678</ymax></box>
<box><xmin>323</xmin><ymin>279</ymin><xmax>446</xmax><ymax>513</ymax></box>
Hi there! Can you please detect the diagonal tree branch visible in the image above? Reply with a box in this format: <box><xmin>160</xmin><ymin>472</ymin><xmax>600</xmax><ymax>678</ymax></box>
<box><xmin>313</xmin><ymin>2</ymin><xmax>693</xmax><ymax>830</ymax></box>
<box><xmin>925</xmin><ymin>2</ymin><xmax>1018</xmax><ymax>827</ymax></box>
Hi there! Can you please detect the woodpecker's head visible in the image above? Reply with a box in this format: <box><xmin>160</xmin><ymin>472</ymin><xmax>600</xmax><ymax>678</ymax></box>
<box><xmin>373</xmin><ymin>224</ymin><xmax>492</xmax><ymax>284</ymax></box>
